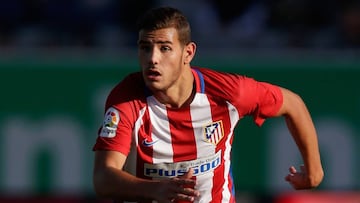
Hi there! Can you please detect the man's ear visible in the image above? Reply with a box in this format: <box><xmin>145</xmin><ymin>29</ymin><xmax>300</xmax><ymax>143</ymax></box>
<box><xmin>184</xmin><ymin>42</ymin><xmax>196</xmax><ymax>64</ymax></box>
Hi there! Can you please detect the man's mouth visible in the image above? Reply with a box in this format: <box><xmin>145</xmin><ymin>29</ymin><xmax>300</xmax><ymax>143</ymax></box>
<box><xmin>146</xmin><ymin>70</ymin><xmax>161</xmax><ymax>80</ymax></box>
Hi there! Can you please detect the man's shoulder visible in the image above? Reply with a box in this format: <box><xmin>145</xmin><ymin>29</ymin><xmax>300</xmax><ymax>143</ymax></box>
<box><xmin>192</xmin><ymin>66</ymin><xmax>235</xmax><ymax>77</ymax></box>
<box><xmin>192</xmin><ymin>66</ymin><xmax>218</xmax><ymax>74</ymax></box>
<box><xmin>192</xmin><ymin>66</ymin><xmax>241</xmax><ymax>83</ymax></box>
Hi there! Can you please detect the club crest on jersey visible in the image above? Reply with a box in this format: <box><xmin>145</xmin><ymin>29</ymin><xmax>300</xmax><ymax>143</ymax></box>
<box><xmin>99</xmin><ymin>107</ymin><xmax>119</xmax><ymax>138</ymax></box>
<box><xmin>203</xmin><ymin>120</ymin><xmax>224</xmax><ymax>145</ymax></box>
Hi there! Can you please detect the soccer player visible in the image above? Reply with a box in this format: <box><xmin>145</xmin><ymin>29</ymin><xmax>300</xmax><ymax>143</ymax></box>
<box><xmin>92</xmin><ymin>6</ymin><xmax>324</xmax><ymax>203</ymax></box>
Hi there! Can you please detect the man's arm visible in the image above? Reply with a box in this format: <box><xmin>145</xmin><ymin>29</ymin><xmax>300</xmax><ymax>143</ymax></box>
<box><xmin>275</xmin><ymin>87</ymin><xmax>324</xmax><ymax>189</ymax></box>
<box><xmin>93</xmin><ymin>150</ymin><xmax>200</xmax><ymax>202</ymax></box>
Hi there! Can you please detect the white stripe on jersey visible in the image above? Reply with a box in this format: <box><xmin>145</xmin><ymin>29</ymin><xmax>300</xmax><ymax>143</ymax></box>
<box><xmin>134</xmin><ymin>107</ymin><xmax>147</xmax><ymax>146</ymax></box>
<box><xmin>190</xmin><ymin>93</ymin><xmax>215</xmax><ymax>203</ymax></box>
<box><xmin>147</xmin><ymin>96</ymin><xmax>173</xmax><ymax>163</ymax></box>
<box><xmin>126</xmin><ymin>106</ymin><xmax>147</xmax><ymax>176</ymax></box>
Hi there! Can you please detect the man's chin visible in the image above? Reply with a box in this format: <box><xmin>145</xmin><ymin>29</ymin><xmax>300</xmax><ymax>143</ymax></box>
<box><xmin>145</xmin><ymin>82</ymin><xmax>163</xmax><ymax>92</ymax></box>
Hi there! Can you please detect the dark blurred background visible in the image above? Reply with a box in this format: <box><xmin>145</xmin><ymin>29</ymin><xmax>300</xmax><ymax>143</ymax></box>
<box><xmin>0</xmin><ymin>0</ymin><xmax>359</xmax><ymax>203</ymax></box>
<box><xmin>0</xmin><ymin>0</ymin><xmax>360</xmax><ymax>49</ymax></box>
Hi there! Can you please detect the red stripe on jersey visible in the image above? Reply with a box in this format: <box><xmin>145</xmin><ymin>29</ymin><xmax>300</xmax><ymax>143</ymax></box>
<box><xmin>167</xmin><ymin>107</ymin><xmax>197</xmax><ymax>162</ymax></box>
<box><xmin>209</xmin><ymin>98</ymin><xmax>232</xmax><ymax>202</ymax></box>
<box><xmin>167</xmin><ymin>107</ymin><xmax>197</xmax><ymax>203</ymax></box>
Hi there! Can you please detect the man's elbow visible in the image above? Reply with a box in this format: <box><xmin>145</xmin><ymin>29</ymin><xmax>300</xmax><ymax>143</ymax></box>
<box><xmin>308</xmin><ymin>168</ymin><xmax>324</xmax><ymax>189</ymax></box>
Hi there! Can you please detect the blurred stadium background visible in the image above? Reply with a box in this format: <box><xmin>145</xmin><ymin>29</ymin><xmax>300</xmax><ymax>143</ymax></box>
<box><xmin>1</xmin><ymin>0</ymin><xmax>360</xmax><ymax>202</ymax></box>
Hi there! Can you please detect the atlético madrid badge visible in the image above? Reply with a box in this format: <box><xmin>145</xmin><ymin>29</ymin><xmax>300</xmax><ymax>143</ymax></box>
<box><xmin>203</xmin><ymin>120</ymin><xmax>224</xmax><ymax>145</ymax></box>
<box><xmin>99</xmin><ymin>107</ymin><xmax>120</xmax><ymax>138</ymax></box>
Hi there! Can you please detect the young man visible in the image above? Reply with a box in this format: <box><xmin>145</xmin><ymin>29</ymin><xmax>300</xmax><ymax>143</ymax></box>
<box><xmin>92</xmin><ymin>6</ymin><xmax>324</xmax><ymax>203</ymax></box>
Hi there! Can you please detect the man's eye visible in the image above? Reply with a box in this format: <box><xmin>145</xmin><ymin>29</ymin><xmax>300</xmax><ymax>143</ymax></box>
<box><xmin>161</xmin><ymin>46</ymin><xmax>171</xmax><ymax>51</ymax></box>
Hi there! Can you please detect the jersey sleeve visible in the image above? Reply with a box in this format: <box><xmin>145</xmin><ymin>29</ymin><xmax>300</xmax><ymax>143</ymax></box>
<box><xmin>93</xmin><ymin>104</ymin><xmax>133</xmax><ymax>155</ymax></box>
<box><xmin>93</xmin><ymin>73</ymin><xmax>143</xmax><ymax>156</ymax></box>
<box><xmin>250</xmin><ymin>81</ymin><xmax>283</xmax><ymax>126</ymax></box>
<box><xmin>234</xmin><ymin>76</ymin><xmax>283</xmax><ymax>126</ymax></box>
<box><xmin>198</xmin><ymin>68</ymin><xmax>283</xmax><ymax>126</ymax></box>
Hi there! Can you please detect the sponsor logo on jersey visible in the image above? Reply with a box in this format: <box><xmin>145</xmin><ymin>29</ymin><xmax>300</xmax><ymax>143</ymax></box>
<box><xmin>144</xmin><ymin>150</ymin><xmax>221</xmax><ymax>178</ymax></box>
<box><xmin>99</xmin><ymin>107</ymin><xmax>119</xmax><ymax>138</ymax></box>
<box><xmin>204</xmin><ymin>120</ymin><xmax>224</xmax><ymax>145</ymax></box>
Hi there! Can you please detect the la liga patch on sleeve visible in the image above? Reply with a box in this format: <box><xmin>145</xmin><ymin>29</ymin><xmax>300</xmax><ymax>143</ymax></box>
<box><xmin>99</xmin><ymin>107</ymin><xmax>120</xmax><ymax>138</ymax></box>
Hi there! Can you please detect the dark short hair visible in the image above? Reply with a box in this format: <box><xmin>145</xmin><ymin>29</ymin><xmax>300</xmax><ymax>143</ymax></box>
<box><xmin>136</xmin><ymin>6</ymin><xmax>192</xmax><ymax>45</ymax></box>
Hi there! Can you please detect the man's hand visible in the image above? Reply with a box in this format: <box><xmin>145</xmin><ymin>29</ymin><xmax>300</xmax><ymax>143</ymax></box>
<box><xmin>154</xmin><ymin>168</ymin><xmax>200</xmax><ymax>202</ymax></box>
<box><xmin>285</xmin><ymin>165</ymin><xmax>322</xmax><ymax>190</ymax></box>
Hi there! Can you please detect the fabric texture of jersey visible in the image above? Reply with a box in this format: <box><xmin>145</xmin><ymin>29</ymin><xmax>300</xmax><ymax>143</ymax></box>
<box><xmin>93</xmin><ymin>67</ymin><xmax>283</xmax><ymax>203</ymax></box>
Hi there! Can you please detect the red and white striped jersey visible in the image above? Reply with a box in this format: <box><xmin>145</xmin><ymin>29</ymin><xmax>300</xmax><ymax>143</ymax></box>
<box><xmin>93</xmin><ymin>67</ymin><xmax>283</xmax><ymax>203</ymax></box>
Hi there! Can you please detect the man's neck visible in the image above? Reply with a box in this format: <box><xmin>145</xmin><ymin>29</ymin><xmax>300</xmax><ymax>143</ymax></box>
<box><xmin>153</xmin><ymin>69</ymin><xmax>195</xmax><ymax>109</ymax></box>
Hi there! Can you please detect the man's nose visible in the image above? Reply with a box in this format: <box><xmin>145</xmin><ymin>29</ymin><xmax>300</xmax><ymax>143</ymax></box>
<box><xmin>148</xmin><ymin>48</ymin><xmax>160</xmax><ymax>65</ymax></box>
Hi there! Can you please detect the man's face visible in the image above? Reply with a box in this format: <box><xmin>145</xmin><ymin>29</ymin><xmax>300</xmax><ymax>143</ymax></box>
<box><xmin>138</xmin><ymin>27</ymin><xmax>187</xmax><ymax>92</ymax></box>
